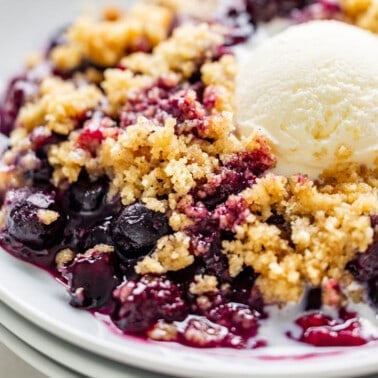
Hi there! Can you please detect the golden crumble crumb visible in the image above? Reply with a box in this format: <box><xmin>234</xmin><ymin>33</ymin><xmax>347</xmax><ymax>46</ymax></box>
<box><xmin>340</xmin><ymin>0</ymin><xmax>378</xmax><ymax>32</ymax></box>
<box><xmin>201</xmin><ymin>55</ymin><xmax>236</xmax><ymax>92</ymax></box>
<box><xmin>50</xmin><ymin>44</ymin><xmax>82</xmax><ymax>71</ymax></box>
<box><xmin>142</xmin><ymin>197</ymin><xmax>167</xmax><ymax>213</ymax></box>
<box><xmin>84</xmin><ymin>244</ymin><xmax>114</xmax><ymax>255</ymax></box>
<box><xmin>102</xmin><ymin>5</ymin><xmax>124</xmax><ymax>21</ymax></box>
<box><xmin>102</xmin><ymin>69</ymin><xmax>154</xmax><ymax>114</ymax></box>
<box><xmin>201</xmin><ymin>55</ymin><xmax>237</xmax><ymax>113</ymax></box>
<box><xmin>169</xmin><ymin>211</ymin><xmax>193</xmax><ymax>231</ymax></box>
<box><xmin>190</xmin><ymin>275</ymin><xmax>219</xmax><ymax>295</ymax></box>
<box><xmin>84</xmin><ymin>67</ymin><xmax>104</xmax><ymax>84</ymax></box>
<box><xmin>356</xmin><ymin>1</ymin><xmax>378</xmax><ymax>32</ymax></box>
<box><xmin>18</xmin><ymin>77</ymin><xmax>102</xmax><ymax>134</ymax></box>
<box><xmin>55</xmin><ymin>248</ymin><xmax>75</xmax><ymax>268</ymax></box>
<box><xmin>49</xmin><ymin>137</ymin><xmax>93</xmax><ymax>184</ymax></box>
<box><xmin>0</xmin><ymin>208</ymin><xmax>6</xmax><ymax>229</ymax></box>
<box><xmin>67</xmin><ymin>4</ymin><xmax>173</xmax><ymax>67</ymax></box>
<box><xmin>150</xmin><ymin>0</ymin><xmax>222</xmax><ymax>20</ymax></box>
<box><xmin>37</xmin><ymin>209</ymin><xmax>60</xmax><ymax>225</ymax></box>
<box><xmin>148</xmin><ymin>321</ymin><xmax>178</xmax><ymax>341</ymax></box>
<box><xmin>341</xmin><ymin>0</ymin><xmax>371</xmax><ymax>14</ymax></box>
<box><xmin>121</xmin><ymin>23</ymin><xmax>224</xmax><ymax>79</ymax></box>
<box><xmin>135</xmin><ymin>232</ymin><xmax>193</xmax><ymax>274</ymax></box>
<box><xmin>222</xmin><ymin>172</ymin><xmax>377</xmax><ymax>303</ymax></box>
<box><xmin>128</xmin><ymin>4</ymin><xmax>174</xmax><ymax>46</ymax></box>
<box><xmin>241</xmin><ymin>173</ymin><xmax>288</xmax><ymax>219</ymax></box>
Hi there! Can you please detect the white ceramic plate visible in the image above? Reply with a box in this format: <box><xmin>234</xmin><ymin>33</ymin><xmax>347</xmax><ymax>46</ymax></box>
<box><xmin>0</xmin><ymin>1</ymin><xmax>378</xmax><ymax>377</ymax></box>
<box><xmin>0</xmin><ymin>323</ymin><xmax>81</xmax><ymax>378</ymax></box>
<box><xmin>0</xmin><ymin>301</ymin><xmax>164</xmax><ymax>378</ymax></box>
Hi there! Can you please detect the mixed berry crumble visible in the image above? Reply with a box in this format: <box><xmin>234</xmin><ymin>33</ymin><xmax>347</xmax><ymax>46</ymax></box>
<box><xmin>0</xmin><ymin>0</ymin><xmax>377</xmax><ymax>350</ymax></box>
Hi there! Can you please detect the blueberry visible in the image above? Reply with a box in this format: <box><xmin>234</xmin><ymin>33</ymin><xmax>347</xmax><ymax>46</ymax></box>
<box><xmin>230</xmin><ymin>267</ymin><xmax>259</xmax><ymax>307</ymax></box>
<box><xmin>347</xmin><ymin>215</ymin><xmax>378</xmax><ymax>307</ymax></box>
<box><xmin>6</xmin><ymin>189</ymin><xmax>64</xmax><ymax>249</ymax></box>
<box><xmin>68</xmin><ymin>172</ymin><xmax>108</xmax><ymax>213</ymax></box>
<box><xmin>305</xmin><ymin>287</ymin><xmax>322</xmax><ymax>311</ymax></box>
<box><xmin>61</xmin><ymin>247</ymin><xmax>120</xmax><ymax>312</ymax></box>
<box><xmin>82</xmin><ymin>219</ymin><xmax>113</xmax><ymax>250</ymax></box>
<box><xmin>24</xmin><ymin>158</ymin><xmax>53</xmax><ymax>185</ymax></box>
<box><xmin>0</xmin><ymin>77</ymin><xmax>38</xmax><ymax>135</ymax></box>
<box><xmin>111</xmin><ymin>203</ymin><xmax>170</xmax><ymax>258</ymax></box>
<box><xmin>246</xmin><ymin>0</ymin><xmax>309</xmax><ymax>23</ymax></box>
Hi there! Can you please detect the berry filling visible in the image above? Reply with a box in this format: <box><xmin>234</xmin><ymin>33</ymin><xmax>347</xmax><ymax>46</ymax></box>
<box><xmin>113</xmin><ymin>275</ymin><xmax>189</xmax><ymax>333</ymax></box>
<box><xmin>347</xmin><ymin>216</ymin><xmax>378</xmax><ymax>308</ymax></box>
<box><xmin>289</xmin><ymin>310</ymin><xmax>376</xmax><ymax>347</ymax></box>
<box><xmin>60</xmin><ymin>246</ymin><xmax>120</xmax><ymax>312</ymax></box>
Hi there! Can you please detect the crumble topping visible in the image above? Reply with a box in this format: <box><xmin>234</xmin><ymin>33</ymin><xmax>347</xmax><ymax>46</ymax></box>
<box><xmin>189</xmin><ymin>274</ymin><xmax>219</xmax><ymax>295</ymax></box>
<box><xmin>84</xmin><ymin>244</ymin><xmax>115</xmax><ymax>255</ymax></box>
<box><xmin>148</xmin><ymin>321</ymin><xmax>178</xmax><ymax>341</ymax></box>
<box><xmin>120</xmin><ymin>23</ymin><xmax>224</xmax><ymax>79</ymax></box>
<box><xmin>222</xmin><ymin>173</ymin><xmax>377</xmax><ymax>302</ymax></box>
<box><xmin>37</xmin><ymin>209</ymin><xmax>60</xmax><ymax>225</ymax></box>
<box><xmin>55</xmin><ymin>248</ymin><xmax>75</xmax><ymax>268</ymax></box>
<box><xmin>62</xmin><ymin>4</ymin><xmax>174</xmax><ymax>67</ymax></box>
<box><xmin>50</xmin><ymin>45</ymin><xmax>82</xmax><ymax>72</ymax></box>
<box><xmin>136</xmin><ymin>231</ymin><xmax>193</xmax><ymax>274</ymax></box>
<box><xmin>17</xmin><ymin>78</ymin><xmax>102</xmax><ymax>134</ymax></box>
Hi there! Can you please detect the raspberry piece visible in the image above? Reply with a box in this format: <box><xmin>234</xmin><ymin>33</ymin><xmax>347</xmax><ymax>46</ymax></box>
<box><xmin>113</xmin><ymin>275</ymin><xmax>188</xmax><ymax>333</ymax></box>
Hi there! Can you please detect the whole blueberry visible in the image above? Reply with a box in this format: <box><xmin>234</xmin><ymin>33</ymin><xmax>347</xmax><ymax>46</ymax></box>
<box><xmin>68</xmin><ymin>172</ymin><xmax>108</xmax><ymax>213</ymax></box>
<box><xmin>111</xmin><ymin>203</ymin><xmax>170</xmax><ymax>258</ymax></box>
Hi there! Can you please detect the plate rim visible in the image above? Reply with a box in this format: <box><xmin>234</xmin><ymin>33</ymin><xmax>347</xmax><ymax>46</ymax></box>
<box><xmin>0</xmin><ymin>301</ymin><xmax>164</xmax><ymax>378</ymax></box>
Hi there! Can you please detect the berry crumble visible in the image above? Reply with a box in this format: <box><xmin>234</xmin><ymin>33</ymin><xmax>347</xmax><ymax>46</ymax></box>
<box><xmin>0</xmin><ymin>0</ymin><xmax>377</xmax><ymax>350</ymax></box>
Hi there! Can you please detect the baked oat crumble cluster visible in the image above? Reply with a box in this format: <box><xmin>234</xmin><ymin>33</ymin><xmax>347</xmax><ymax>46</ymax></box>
<box><xmin>0</xmin><ymin>0</ymin><xmax>377</xmax><ymax>349</ymax></box>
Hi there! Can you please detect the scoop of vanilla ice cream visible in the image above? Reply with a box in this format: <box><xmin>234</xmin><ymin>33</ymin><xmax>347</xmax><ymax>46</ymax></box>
<box><xmin>236</xmin><ymin>20</ymin><xmax>378</xmax><ymax>178</ymax></box>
